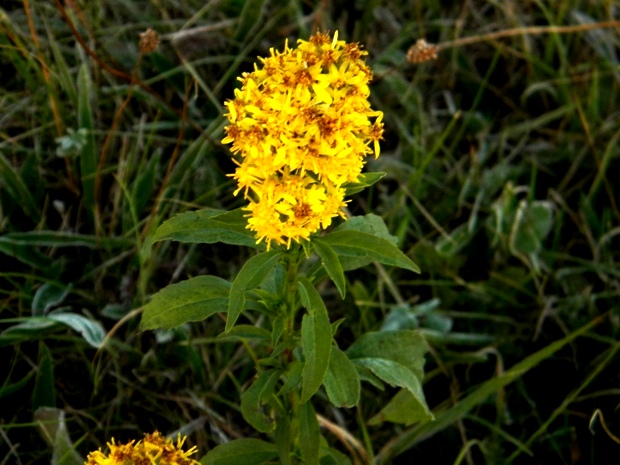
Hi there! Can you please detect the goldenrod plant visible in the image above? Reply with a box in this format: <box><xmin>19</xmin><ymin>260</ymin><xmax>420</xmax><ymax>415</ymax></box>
<box><xmin>141</xmin><ymin>31</ymin><xmax>431</xmax><ymax>465</ymax></box>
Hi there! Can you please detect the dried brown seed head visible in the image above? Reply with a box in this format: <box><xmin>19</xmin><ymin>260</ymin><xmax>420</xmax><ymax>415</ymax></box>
<box><xmin>407</xmin><ymin>39</ymin><xmax>438</xmax><ymax>64</ymax></box>
<box><xmin>139</xmin><ymin>28</ymin><xmax>160</xmax><ymax>54</ymax></box>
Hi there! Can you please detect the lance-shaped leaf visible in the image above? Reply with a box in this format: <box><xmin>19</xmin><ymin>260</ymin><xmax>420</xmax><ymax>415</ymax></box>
<box><xmin>299</xmin><ymin>401</ymin><xmax>320</xmax><ymax>465</ymax></box>
<box><xmin>0</xmin><ymin>238</ymin><xmax>53</xmax><ymax>270</ymax></box>
<box><xmin>77</xmin><ymin>63</ymin><xmax>96</xmax><ymax>210</ymax></box>
<box><xmin>333</xmin><ymin>213</ymin><xmax>398</xmax><ymax>245</ymax></box>
<box><xmin>277</xmin><ymin>360</ymin><xmax>303</xmax><ymax>396</ymax></box>
<box><xmin>1</xmin><ymin>231</ymin><xmax>130</xmax><ymax>248</ymax></box>
<box><xmin>2</xmin><ymin>313</ymin><xmax>107</xmax><ymax>349</ymax></box>
<box><xmin>347</xmin><ymin>330</ymin><xmax>431</xmax><ymax>425</ymax></box>
<box><xmin>141</xmin><ymin>276</ymin><xmax>230</xmax><ymax>330</ymax></box>
<box><xmin>275</xmin><ymin>416</ymin><xmax>292</xmax><ymax>465</ymax></box>
<box><xmin>312</xmin><ymin>238</ymin><xmax>346</xmax><ymax>299</ymax></box>
<box><xmin>46</xmin><ymin>313</ymin><xmax>106</xmax><ymax>348</ymax></box>
<box><xmin>202</xmin><ymin>438</ymin><xmax>278</xmax><ymax>465</ymax></box>
<box><xmin>240</xmin><ymin>370</ymin><xmax>280</xmax><ymax>433</ymax></box>
<box><xmin>312</xmin><ymin>214</ymin><xmax>400</xmax><ymax>273</ymax></box>
<box><xmin>347</xmin><ymin>330</ymin><xmax>428</xmax><ymax>379</ymax></box>
<box><xmin>298</xmin><ymin>277</ymin><xmax>332</xmax><ymax>403</ymax></box>
<box><xmin>34</xmin><ymin>407</ymin><xmax>84</xmax><ymax>465</ymax></box>
<box><xmin>320</xmin><ymin>446</ymin><xmax>353</xmax><ymax>465</ymax></box>
<box><xmin>227</xmin><ymin>251</ymin><xmax>282</xmax><ymax>332</ymax></box>
<box><xmin>323</xmin><ymin>346</ymin><xmax>360</xmax><ymax>408</ymax></box>
<box><xmin>33</xmin><ymin>343</ymin><xmax>55</xmax><ymax>409</ymax></box>
<box><xmin>344</xmin><ymin>172</ymin><xmax>386</xmax><ymax>196</ymax></box>
<box><xmin>152</xmin><ymin>208</ymin><xmax>259</xmax><ymax>248</ymax></box>
<box><xmin>354</xmin><ymin>357</ymin><xmax>431</xmax><ymax>425</ymax></box>
<box><xmin>321</xmin><ymin>230</ymin><xmax>420</xmax><ymax>273</ymax></box>
<box><xmin>354</xmin><ymin>357</ymin><xmax>424</xmax><ymax>398</ymax></box>
<box><xmin>32</xmin><ymin>283</ymin><xmax>71</xmax><ymax>317</ymax></box>
<box><xmin>217</xmin><ymin>325</ymin><xmax>271</xmax><ymax>341</ymax></box>
<box><xmin>369</xmin><ymin>388</ymin><xmax>433</xmax><ymax>426</ymax></box>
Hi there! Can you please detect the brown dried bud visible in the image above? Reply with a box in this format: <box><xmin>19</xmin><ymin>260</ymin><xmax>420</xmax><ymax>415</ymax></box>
<box><xmin>407</xmin><ymin>39</ymin><xmax>438</xmax><ymax>64</ymax></box>
<box><xmin>139</xmin><ymin>28</ymin><xmax>160</xmax><ymax>54</ymax></box>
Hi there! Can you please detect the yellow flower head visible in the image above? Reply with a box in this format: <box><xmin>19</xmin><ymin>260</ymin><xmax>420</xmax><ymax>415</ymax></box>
<box><xmin>85</xmin><ymin>431</ymin><xmax>199</xmax><ymax>465</ymax></box>
<box><xmin>223</xmin><ymin>31</ymin><xmax>384</xmax><ymax>249</ymax></box>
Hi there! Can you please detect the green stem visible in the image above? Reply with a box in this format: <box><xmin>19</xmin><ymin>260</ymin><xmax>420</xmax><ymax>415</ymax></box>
<box><xmin>357</xmin><ymin>405</ymin><xmax>375</xmax><ymax>463</ymax></box>
<box><xmin>285</xmin><ymin>246</ymin><xmax>301</xmax><ymax>332</ymax></box>
<box><xmin>281</xmin><ymin>245</ymin><xmax>303</xmax><ymax>463</ymax></box>
<box><xmin>288</xmin><ymin>389</ymin><xmax>301</xmax><ymax>464</ymax></box>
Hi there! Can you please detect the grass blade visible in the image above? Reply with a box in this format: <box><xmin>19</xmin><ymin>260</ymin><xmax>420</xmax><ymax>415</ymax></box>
<box><xmin>77</xmin><ymin>63</ymin><xmax>97</xmax><ymax>211</ymax></box>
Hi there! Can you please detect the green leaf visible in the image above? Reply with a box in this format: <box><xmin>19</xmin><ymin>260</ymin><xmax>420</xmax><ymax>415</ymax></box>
<box><xmin>32</xmin><ymin>283</ymin><xmax>71</xmax><ymax>317</ymax></box>
<box><xmin>346</xmin><ymin>330</ymin><xmax>428</xmax><ymax>380</ymax></box>
<box><xmin>0</xmin><ymin>231</ymin><xmax>130</xmax><ymax>249</ymax></box>
<box><xmin>141</xmin><ymin>276</ymin><xmax>230</xmax><ymax>331</ymax></box>
<box><xmin>240</xmin><ymin>370</ymin><xmax>280</xmax><ymax>433</ymax></box>
<box><xmin>277</xmin><ymin>360</ymin><xmax>303</xmax><ymax>396</ymax></box>
<box><xmin>227</xmin><ymin>251</ymin><xmax>282</xmax><ymax>332</ymax></box>
<box><xmin>0</xmin><ymin>237</ymin><xmax>53</xmax><ymax>270</ymax></box>
<box><xmin>33</xmin><ymin>343</ymin><xmax>55</xmax><ymax>410</ymax></box>
<box><xmin>344</xmin><ymin>172</ymin><xmax>386</xmax><ymax>196</ymax></box>
<box><xmin>270</xmin><ymin>340</ymin><xmax>290</xmax><ymax>360</ymax></box>
<box><xmin>153</xmin><ymin>208</ymin><xmax>259</xmax><ymax>248</ymax></box>
<box><xmin>369</xmin><ymin>388</ymin><xmax>433</xmax><ymax>426</ymax></box>
<box><xmin>0</xmin><ymin>370</ymin><xmax>35</xmax><ymax>399</ymax></box>
<box><xmin>1</xmin><ymin>314</ymin><xmax>105</xmax><ymax>349</ymax></box>
<box><xmin>34</xmin><ymin>407</ymin><xmax>84</xmax><ymax>465</ymax></box>
<box><xmin>0</xmin><ymin>152</ymin><xmax>41</xmax><ymax>221</ymax></box>
<box><xmin>0</xmin><ymin>319</ymin><xmax>57</xmax><ymax>347</ymax></box>
<box><xmin>251</xmin><ymin>289</ymin><xmax>283</xmax><ymax>315</ymax></box>
<box><xmin>321</xmin><ymin>230</ymin><xmax>420</xmax><ymax>273</ymax></box>
<box><xmin>77</xmin><ymin>63</ymin><xmax>97</xmax><ymax>210</ymax></box>
<box><xmin>323</xmin><ymin>346</ymin><xmax>360</xmax><ymax>408</ymax></box>
<box><xmin>275</xmin><ymin>416</ymin><xmax>292</xmax><ymax>465</ymax></box>
<box><xmin>312</xmin><ymin>238</ymin><xmax>346</xmax><ymax>299</ymax></box>
<box><xmin>333</xmin><ymin>214</ymin><xmax>398</xmax><ymax>246</ymax></box>
<box><xmin>201</xmin><ymin>438</ymin><xmax>279</xmax><ymax>465</ymax></box>
<box><xmin>381</xmin><ymin>300</ymin><xmax>449</xmax><ymax>333</ymax></box>
<box><xmin>47</xmin><ymin>313</ymin><xmax>106</xmax><ymax>348</ymax></box>
<box><xmin>354</xmin><ymin>358</ymin><xmax>422</xmax><ymax>397</ymax></box>
<box><xmin>217</xmin><ymin>325</ymin><xmax>270</xmax><ymax>341</ymax></box>
<box><xmin>298</xmin><ymin>277</ymin><xmax>332</xmax><ymax>403</ymax></box>
<box><xmin>271</xmin><ymin>315</ymin><xmax>285</xmax><ymax>347</ymax></box>
<box><xmin>132</xmin><ymin>149</ymin><xmax>160</xmax><ymax>216</ymax></box>
<box><xmin>337</xmin><ymin>256</ymin><xmax>374</xmax><ymax>272</ymax></box>
<box><xmin>420</xmin><ymin>329</ymin><xmax>493</xmax><ymax>346</ymax></box>
<box><xmin>347</xmin><ymin>330</ymin><xmax>431</xmax><ymax>424</ymax></box>
<box><xmin>380</xmin><ymin>305</ymin><xmax>419</xmax><ymax>332</ymax></box>
<box><xmin>319</xmin><ymin>447</ymin><xmax>353</xmax><ymax>465</ymax></box>
<box><xmin>355</xmin><ymin>365</ymin><xmax>385</xmax><ymax>390</ymax></box>
<box><xmin>299</xmin><ymin>401</ymin><xmax>320</xmax><ymax>465</ymax></box>
<box><xmin>510</xmin><ymin>200</ymin><xmax>553</xmax><ymax>255</ymax></box>
<box><xmin>353</xmin><ymin>357</ymin><xmax>432</xmax><ymax>424</ymax></box>
<box><xmin>314</xmin><ymin>214</ymin><xmax>401</xmax><ymax>273</ymax></box>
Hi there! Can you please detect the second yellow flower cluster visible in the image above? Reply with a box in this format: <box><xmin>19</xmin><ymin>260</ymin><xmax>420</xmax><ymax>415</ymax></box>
<box><xmin>85</xmin><ymin>431</ymin><xmax>199</xmax><ymax>465</ymax></box>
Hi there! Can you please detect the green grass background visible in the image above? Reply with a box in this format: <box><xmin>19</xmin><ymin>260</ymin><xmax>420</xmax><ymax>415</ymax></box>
<box><xmin>1</xmin><ymin>1</ymin><xmax>619</xmax><ymax>464</ymax></box>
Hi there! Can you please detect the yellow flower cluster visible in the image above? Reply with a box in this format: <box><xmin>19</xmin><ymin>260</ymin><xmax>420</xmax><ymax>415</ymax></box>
<box><xmin>85</xmin><ymin>431</ymin><xmax>199</xmax><ymax>465</ymax></box>
<box><xmin>223</xmin><ymin>31</ymin><xmax>384</xmax><ymax>249</ymax></box>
